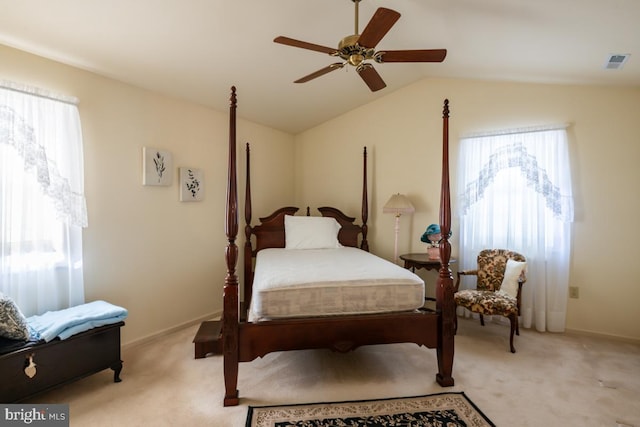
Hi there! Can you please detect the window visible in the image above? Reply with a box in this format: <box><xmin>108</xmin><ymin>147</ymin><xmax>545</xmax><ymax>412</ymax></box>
<box><xmin>457</xmin><ymin>126</ymin><xmax>573</xmax><ymax>332</ymax></box>
<box><xmin>0</xmin><ymin>81</ymin><xmax>86</xmax><ymax>317</ymax></box>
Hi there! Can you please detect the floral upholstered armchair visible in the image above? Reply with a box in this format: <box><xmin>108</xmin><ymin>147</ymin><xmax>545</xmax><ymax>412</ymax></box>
<box><xmin>454</xmin><ymin>249</ymin><xmax>527</xmax><ymax>353</ymax></box>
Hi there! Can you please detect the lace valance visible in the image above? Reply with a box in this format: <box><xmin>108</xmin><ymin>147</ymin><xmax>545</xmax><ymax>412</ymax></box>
<box><xmin>459</xmin><ymin>142</ymin><xmax>573</xmax><ymax>222</ymax></box>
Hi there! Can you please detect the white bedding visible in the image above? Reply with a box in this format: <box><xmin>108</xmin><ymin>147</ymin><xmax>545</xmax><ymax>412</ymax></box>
<box><xmin>248</xmin><ymin>247</ymin><xmax>425</xmax><ymax>322</ymax></box>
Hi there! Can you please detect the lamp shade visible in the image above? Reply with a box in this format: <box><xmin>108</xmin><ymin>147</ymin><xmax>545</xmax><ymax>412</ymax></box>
<box><xmin>383</xmin><ymin>193</ymin><xmax>415</xmax><ymax>215</ymax></box>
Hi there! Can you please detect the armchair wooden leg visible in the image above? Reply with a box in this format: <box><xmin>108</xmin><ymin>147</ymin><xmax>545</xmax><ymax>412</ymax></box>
<box><xmin>508</xmin><ymin>314</ymin><xmax>517</xmax><ymax>353</ymax></box>
<box><xmin>479</xmin><ymin>314</ymin><xmax>485</xmax><ymax>326</ymax></box>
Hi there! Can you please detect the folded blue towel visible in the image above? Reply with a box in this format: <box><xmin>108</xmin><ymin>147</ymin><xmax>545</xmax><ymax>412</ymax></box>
<box><xmin>27</xmin><ymin>300</ymin><xmax>128</xmax><ymax>342</ymax></box>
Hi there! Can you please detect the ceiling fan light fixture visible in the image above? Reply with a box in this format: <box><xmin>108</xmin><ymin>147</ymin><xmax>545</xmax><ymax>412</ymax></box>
<box><xmin>338</xmin><ymin>35</ymin><xmax>375</xmax><ymax>66</ymax></box>
<box><xmin>349</xmin><ymin>54</ymin><xmax>365</xmax><ymax>66</ymax></box>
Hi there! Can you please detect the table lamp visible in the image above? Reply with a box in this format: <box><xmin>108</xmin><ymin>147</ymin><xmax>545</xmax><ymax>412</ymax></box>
<box><xmin>383</xmin><ymin>193</ymin><xmax>415</xmax><ymax>264</ymax></box>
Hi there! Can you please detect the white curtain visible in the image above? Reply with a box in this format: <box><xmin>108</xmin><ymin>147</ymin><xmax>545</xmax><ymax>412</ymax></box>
<box><xmin>0</xmin><ymin>80</ymin><xmax>87</xmax><ymax>317</ymax></box>
<box><xmin>457</xmin><ymin>125</ymin><xmax>573</xmax><ymax>332</ymax></box>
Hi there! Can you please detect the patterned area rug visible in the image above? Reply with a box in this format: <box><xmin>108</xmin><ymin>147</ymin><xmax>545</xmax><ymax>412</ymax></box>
<box><xmin>245</xmin><ymin>392</ymin><xmax>495</xmax><ymax>427</ymax></box>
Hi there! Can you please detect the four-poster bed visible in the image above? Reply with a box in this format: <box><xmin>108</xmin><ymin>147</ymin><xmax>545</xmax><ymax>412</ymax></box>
<box><xmin>221</xmin><ymin>86</ymin><xmax>455</xmax><ymax>406</ymax></box>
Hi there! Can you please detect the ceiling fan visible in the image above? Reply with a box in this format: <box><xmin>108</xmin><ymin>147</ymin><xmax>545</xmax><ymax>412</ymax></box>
<box><xmin>274</xmin><ymin>0</ymin><xmax>447</xmax><ymax>92</ymax></box>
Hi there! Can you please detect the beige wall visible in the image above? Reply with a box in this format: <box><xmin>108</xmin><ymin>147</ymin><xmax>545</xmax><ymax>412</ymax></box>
<box><xmin>0</xmin><ymin>44</ymin><xmax>295</xmax><ymax>346</ymax></box>
<box><xmin>3</xmin><ymin>43</ymin><xmax>639</xmax><ymax>344</ymax></box>
<box><xmin>294</xmin><ymin>78</ymin><xmax>640</xmax><ymax>341</ymax></box>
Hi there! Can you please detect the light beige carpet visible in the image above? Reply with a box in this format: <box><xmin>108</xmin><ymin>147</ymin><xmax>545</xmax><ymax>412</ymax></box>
<box><xmin>23</xmin><ymin>318</ymin><xmax>640</xmax><ymax>426</ymax></box>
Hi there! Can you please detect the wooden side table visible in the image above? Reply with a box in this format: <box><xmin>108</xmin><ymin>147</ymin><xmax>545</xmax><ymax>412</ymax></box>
<box><xmin>399</xmin><ymin>253</ymin><xmax>457</xmax><ymax>305</ymax></box>
<box><xmin>399</xmin><ymin>253</ymin><xmax>457</xmax><ymax>272</ymax></box>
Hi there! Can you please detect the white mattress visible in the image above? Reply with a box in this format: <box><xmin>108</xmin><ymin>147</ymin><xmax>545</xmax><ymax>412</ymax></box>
<box><xmin>248</xmin><ymin>247</ymin><xmax>425</xmax><ymax>322</ymax></box>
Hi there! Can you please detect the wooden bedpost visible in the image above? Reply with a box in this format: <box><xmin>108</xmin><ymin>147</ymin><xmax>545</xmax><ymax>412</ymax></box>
<box><xmin>360</xmin><ymin>146</ymin><xmax>369</xmax><ymax>251</ymax></box>
<box><xmin>223</xmin><ymin>86</ymin><xmax>240</xmax><ymax>406</ymax></box>
<box><xmin>244</xmin><ymin>143</ymin><xmax>253</xmax><ymax>314</ymax></box>
<box><xmin>436</xmin><ymin>99</ymin><xmax>455</xmax><ymax>387</ymax></box>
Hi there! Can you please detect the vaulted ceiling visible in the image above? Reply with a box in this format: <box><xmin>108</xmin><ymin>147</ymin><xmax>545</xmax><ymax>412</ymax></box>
<box><xmin>1</xmin><ymin>0</ymin><xmax>638</xmax><ymax>134</ymax></box>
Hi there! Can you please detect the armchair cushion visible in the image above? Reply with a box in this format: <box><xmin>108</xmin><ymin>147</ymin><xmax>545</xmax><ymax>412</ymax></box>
<box><xmin>454</xmin><ymin>289</ymin><xmax>518</xmax><ymax>316</ymax></box>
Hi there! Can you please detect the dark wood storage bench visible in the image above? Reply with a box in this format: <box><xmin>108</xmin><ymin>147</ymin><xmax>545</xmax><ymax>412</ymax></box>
<box><xmin>0</xmin><ymin>321</ymin><xmax>124</xmax><ymax>403</ymax></box>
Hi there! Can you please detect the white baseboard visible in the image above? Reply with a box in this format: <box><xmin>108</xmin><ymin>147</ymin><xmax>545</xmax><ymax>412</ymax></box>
<box><xmin>564</xmin><ymin>327</ymin><xmax>640</xmax><ymax>344</ymax></box>
<box><xmin>121</xmin><ymin>310</ymin><xmax>222</xmax><ymax>352</ymax></box>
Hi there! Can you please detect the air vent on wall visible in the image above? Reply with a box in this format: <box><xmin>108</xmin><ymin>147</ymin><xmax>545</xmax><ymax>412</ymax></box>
<box><xmin>604</xmin><ymin>54</ymin><xmax>630</xmax><ymax>70</ymax></box>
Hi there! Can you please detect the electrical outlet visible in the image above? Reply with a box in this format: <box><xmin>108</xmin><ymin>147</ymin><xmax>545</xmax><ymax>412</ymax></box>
<box><xmin>569</xmin><ymin>286</ymin><xmax>579</xmax><ymax>299</ymax></box>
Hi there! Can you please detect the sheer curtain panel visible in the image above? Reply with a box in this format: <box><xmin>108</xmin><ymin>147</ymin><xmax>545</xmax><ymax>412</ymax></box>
<box><xmin>457</xmin><ymin>125</ymin><xmax>573</xmax><ymax>332</ymax></box>
<box><xmin>0</xmin><ymin>80</ymin><xmax>86</xmax><ymax>316</ymax></box>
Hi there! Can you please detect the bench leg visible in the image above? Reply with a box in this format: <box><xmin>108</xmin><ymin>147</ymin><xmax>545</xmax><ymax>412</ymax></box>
<box><xmin>111</xmin><ymin>360</ymin><xmax>123</xmax><ymax>382</ymax></box>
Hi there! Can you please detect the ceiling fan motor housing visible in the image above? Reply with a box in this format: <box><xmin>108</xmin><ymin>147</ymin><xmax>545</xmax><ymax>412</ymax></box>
<box><xmin>338</xmin><ymin>34</ymin><xmax>375</xmax><ymax>66</ymax></box>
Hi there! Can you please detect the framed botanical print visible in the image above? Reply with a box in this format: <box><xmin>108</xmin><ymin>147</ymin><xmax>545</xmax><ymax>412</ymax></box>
<box><xmin>179</xmin><ymin>167</ymin><xmax>204</xmax><ymax>201</ymax></box>
<box><xmin>142</xmin><ymin>147</ymin><xmax>173</xmax><ymax>186</ymax></box>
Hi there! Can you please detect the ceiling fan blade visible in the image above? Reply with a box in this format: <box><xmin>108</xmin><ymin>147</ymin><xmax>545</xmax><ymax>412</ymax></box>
<box><xmin>379</xmin><ymin>49</ymin><xmax>447</xmax><ymax>63</ymax></box>
<box><xmin>274</xmin><ymin>36</ymin><xmax>337</xmax><ymax>55</ymax></box>
<box><xmin>294</xmin><ymin>63</ymin><xmax>345</xmax><ymax>83</ymax></box>
<box><xmin>357</xmin><ymin>8</ymin><xmax>401</xmax><ymax>49</ymax></box>
<box><xmin>357</xmin><ymin>64</ymin><xmax>386</xmax><ymax>92</ymax></box>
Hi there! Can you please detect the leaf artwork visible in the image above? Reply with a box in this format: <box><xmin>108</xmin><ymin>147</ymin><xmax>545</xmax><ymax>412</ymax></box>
<box><xmin>153</xmin><ymin>152</ymin><xmax>166</xmax><ymax>183</ymax></box>
<box><xmin>142</xmin><ymin>147</ymin><xmax>172</xmax><ymax>186</ymax></box>
<box><xmin>184</xmin><ymin>169</ymin><xmax>200</xmax><ymax>198</ymax></box>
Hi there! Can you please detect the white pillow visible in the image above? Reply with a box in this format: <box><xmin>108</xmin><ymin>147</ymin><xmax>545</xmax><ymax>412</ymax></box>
<box><xmin>500</xmin><ymin>259</ymin><xmax>527</xmax><ymax>298</ymax></box>
<box><xmin>284</xmin><ymin>215</ymin><xmax>341</xmax><ymax>249</ymax></box>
